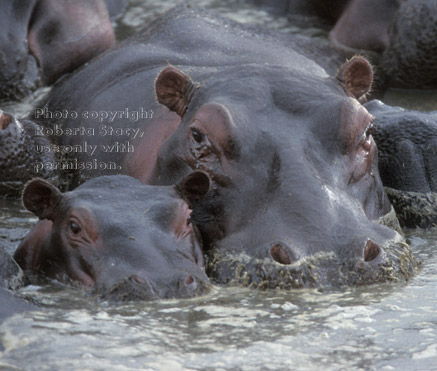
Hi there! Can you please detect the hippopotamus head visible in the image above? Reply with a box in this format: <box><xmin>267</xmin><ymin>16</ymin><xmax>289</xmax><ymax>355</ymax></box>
<box><xmin>152</xmin><ymin>56</ymin><xmax>417</xmax><ymax>287</ymax></box>
<box><xmin>13</xmin><ymin>174</ymin><xmax>211</xmax><ymax>301</ymax></box>
<box><xmin>0</xmin><ymin>0</ymin><xmax>115</xmax><ymax>101</ymax></box>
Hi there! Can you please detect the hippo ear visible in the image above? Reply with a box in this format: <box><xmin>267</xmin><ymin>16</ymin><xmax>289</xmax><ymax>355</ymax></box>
<box><xmin>0</xmin><ymin>110</ymin><xmax>14</xmax><ymax>130</ymax></box>
<box><xmin>155</xmin><ymin>65</ymin><xmax>197</xmax><ymax>117</ymax></box>
<box><xmin>336</xmin><ymin>56</ymin><xmax>373</xmax><ymax>101</ymax></box>
<box><xmin>177</xmin><ymin>171</ymin><xmax>211</xmax><ymax>204</ymax></box>
<box><xmin>22</xmin><ymin>179</ymin><xmax>62</xmax><ymax>220</ymax></box>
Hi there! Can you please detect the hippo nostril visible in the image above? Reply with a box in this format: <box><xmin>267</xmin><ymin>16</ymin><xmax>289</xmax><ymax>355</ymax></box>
<box><xmin>185</xmin><ymin>275</ymin><xmax>195</xmax><ymax>285</ymax></box>
<box><xmin>0</xmin><ymin>111</ymin><xmax>14</xmax><ymax>130</ymax></box>
<box><xmin>270</xmin><ymin>243</ymin><xmax>292</xmax><ymax>265</ymax></box>
<box><xmin>179</xmin><ymin>171</ymin><xmax>211</xmax><ymax>203</ymax></box>
<box><xmin>364</xmin><ymin>240</ymin><xmax>380</xmax><ymax>262</ymax></box>
<box><xmin>132</xmin><ymin>274</ymin><xmax>147</xmax><ymax>285</ymax></box>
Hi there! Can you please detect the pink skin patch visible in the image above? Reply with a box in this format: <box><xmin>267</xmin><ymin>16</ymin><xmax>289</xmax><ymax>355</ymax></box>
<box><xmin>13</xmin><ymin>219</ymin><xmax>53</xmax><ymax>271</ymax></box>
<box><xmin>340</xmin><ymin>98</ymin><xmax>376</xmax><ymax>183</ymax></box>
<box><xmin>124</xmin><ymin>108</ymin><xmax>181</xmax><ymax>183</ymax></box>
<box><xmin>173</xmin><ymin>201</ymin><xmax>194</xmax><ymax>240</ymax></box>
<box><xmin>0</xmin><ymin>110</ymin><xmax>13</xmax><ymax>130</ymax></box>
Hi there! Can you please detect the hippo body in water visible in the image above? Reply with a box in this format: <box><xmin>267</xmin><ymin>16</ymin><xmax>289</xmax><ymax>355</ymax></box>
<box><xmin>256</xmin><ymin>0</ymin><xmax>437</xmax><ymax>89</ymax></box>
<box><xmin>3</xmin><ymin>6</ymin><xmax>418</xmax><ymax>288</ymax></box>
<box><xmin>0</xmin><ymin>0</ymin><xmax>115</xmax><ymax>102</ymax></box>
<box><xmin>13</xmin><ymin>174</ymin><xmax>211</xmax><ymax>301</ymax></box>
<box><xmin>0</xmin><ymin>243</ymin><xmax>37</xmax><ymax>325</ymax></box>
<box><xmin>365</xmin><ymin>100</ymin><xmax>437</xmax><ymax>228</ymax></box>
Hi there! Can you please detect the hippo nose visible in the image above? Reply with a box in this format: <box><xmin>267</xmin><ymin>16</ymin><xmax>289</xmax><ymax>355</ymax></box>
<box><xmin>178</xmin><ymin>273</ymin><xmax>208</xmax><ymax>297</ymax></box>
<box><xmin>184</xmin><ymin>274</ymin><xmax>198</xmax><ymax>291</ymax></box>
<box><xmin>103</xmin><ymin>274</ymin><xmax>158</xmax><ymax>302</ymax></box>
<box><xmin>364</xmin><ymin>240</ymin><xmax>380</xmax><ymax>262</ymax></box>
<box><xmin>269</xmin><ymin>242</ymin><xmax>297</xmax><ymax>265</ymax></box>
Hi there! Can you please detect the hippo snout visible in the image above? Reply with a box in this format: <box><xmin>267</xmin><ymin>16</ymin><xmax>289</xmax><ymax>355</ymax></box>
<box><xmin>101</xmin><ymin>272</ymin><xmax>208</xmax><ymax>302</ymax></box>
<box><xmin>102</xmin><ymin>274</ymin><xmax>159</xmax><ymax>302</ymax></box>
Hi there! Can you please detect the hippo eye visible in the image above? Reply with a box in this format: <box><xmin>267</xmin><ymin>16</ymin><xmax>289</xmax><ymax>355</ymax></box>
<box><xmin>70</xmin><ymin>221</ymin><xmax>81</xmax><ymax>234</ymax></box>
<box><xmin>366</xmin><ymin>123</ymin><xmax>374</xmax><ymax>137</ymax></box>
<box><xmin>191</xmin><ymin>128</ymin><xmax>204</xmax><ymax>143</ymax></box>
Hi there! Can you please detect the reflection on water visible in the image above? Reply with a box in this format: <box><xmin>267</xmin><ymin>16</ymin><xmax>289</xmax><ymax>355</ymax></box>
<box><xmin>1</xmin><ymin>0</ymin><xmax>437</xmax><ymax>370</ymax></box>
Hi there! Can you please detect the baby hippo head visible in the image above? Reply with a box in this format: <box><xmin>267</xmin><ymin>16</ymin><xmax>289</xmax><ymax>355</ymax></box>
<box><xmin>14</xmin><ymin>174</ymin><xmax>211</xmax><ymax>301</ymax></box>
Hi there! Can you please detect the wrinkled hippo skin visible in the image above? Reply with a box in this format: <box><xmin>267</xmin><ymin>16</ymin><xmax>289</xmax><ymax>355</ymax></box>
<box><xmin>1</xmin><ymin>243</ymin><xmax>25</xmax><ymax>291</ymax></box>
<box><xmin>6</xmin><ymin>6</ymin><xmax>418</xmax><ymax>288</ymax></box>
<box><xmin>0</xmin><ymin>110</ymin><xmax>58</xmax><ymax>197</ymax></box>
<box><xmin>380</xmin><ymin>0</ymin><xmax>437</xmax><ymax>89</ymax></box>
<box><xmin>0</xmin><ymin>243</ymin><xmax>37</xmax><ymax>325</ymax></box>
<box><xmin>0</xmin><ymin>0</ymin><xmax>115</xmax><ymax>101</ymax></box>
<box><xmin>365</xmin><ymin>100</ymin><xmax>437</xmax><ymax>228</ymax></box>
<box><xmin>13</xmin><ymin>174</ymin><xmax>211</xmax><ymax>301</ymax></box>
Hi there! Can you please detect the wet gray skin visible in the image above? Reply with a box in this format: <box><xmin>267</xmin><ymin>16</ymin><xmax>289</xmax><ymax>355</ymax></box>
<box><xmin>0</xmin><ymin>243</ymin><xmax>37</xmax><ymax>325</ymax></box>
<box><xmin>6</xmin><ymin>6</ymin><xmax>419</xmax><ymax>289</ymax></box>
<box><xmin>365</xmin><ymin>100</ymin><xmax>437</xmax><ymax>228</ymax></box>
<box><xmin>13</xmin><ymin>175</ymin><xmax>211</xmax><ymax>301</ymax></box>
<box><xmin>0</xmin><ymin>109</ymin><xmax>58</xmax><ymax>197</ymax></box>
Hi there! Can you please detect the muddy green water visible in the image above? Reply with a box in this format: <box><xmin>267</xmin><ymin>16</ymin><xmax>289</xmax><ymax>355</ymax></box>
<box><xmin>1</xmin><ymin>1</ymin><xmax>436</xmax><ymax>370</ymax></box>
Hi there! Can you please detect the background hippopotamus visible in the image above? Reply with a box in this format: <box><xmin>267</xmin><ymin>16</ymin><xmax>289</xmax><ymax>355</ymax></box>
<box><xmin>329</xmin><ymin>0</ymin><xmax>437</xmax><ymax>89</ymax></box>
<box><xmin>0</xmin><ymin>243</ymin><xmax>37</xmax><ymax>325</ymax></box>
<box><xmin>13</xmin><ymin>173</ymin><xmax>211</xmax><ymax>301</ymax></box>
<box><xmin>365</xmin><ymin>100</ymin><xmax>437</xmax><ymax>228</ymax></box>
<box><xmin>0</xmin><ymin>0</ymin><xmax>115</xmax><ymax>102</ymax></box>
<box><xmin>254</xmin><ymin>0</ymin><xmax>437</xmax><ymax>90</ymax></box>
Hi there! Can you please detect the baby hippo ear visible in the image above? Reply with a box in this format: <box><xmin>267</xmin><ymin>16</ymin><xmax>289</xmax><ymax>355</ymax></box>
<box><xmin>22</xmin><ymin>179</ymin><xmax>62</xmax><ymax>220</ymax></box>
<box><xmin>177</xmin><ymin>171</ymin><xmax>211</xmax><ymax>204</ymax></box>
<box><xmin>337</xmin><ymin>56</ymin><xmax>373</xmax><ymax>101</ymax></box>
<box><xmin>155</xmin><ymin>65</ymin><xmax>197</xmax><ymax>117</ymax></box>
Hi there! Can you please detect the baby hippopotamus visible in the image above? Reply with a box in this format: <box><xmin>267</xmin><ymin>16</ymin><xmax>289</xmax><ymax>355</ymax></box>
<box><xmin>13</xmin><ymin>173</ymin><xmax>211</xmax><ymax>301</ymax></box>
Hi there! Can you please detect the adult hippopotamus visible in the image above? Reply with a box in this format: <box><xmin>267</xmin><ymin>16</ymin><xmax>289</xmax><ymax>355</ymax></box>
<box><xmin>365</xmin><ymin>100</ymin><xmax>437</xmax><ymax>228</ymax></box>
<box><xmin>13</xmin><ymin>173</ymin><xmax>211</xmax><ymax>301</ymax></box>
<box><xmin>4</xmin><ymin>6</ymin><xmax>418</xmax><ymax>288</ymax></box>
<box><xmin>0</xmin><ymin>0</ymin><xmax>115</xmax><ymax>102</ymax></box>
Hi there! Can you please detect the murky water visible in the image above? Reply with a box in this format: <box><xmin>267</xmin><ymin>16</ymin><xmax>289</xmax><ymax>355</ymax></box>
<box><xmin>1</xmin><ymin>1</ymin><xmax>437</xmax><ymax>370</ymax></box>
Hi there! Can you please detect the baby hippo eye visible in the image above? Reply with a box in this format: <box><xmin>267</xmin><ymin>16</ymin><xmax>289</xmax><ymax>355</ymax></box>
<box><xmin>70</xmin><ymin>221</ymin><xmax>81</xmax><ymax>234</ymax></box>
